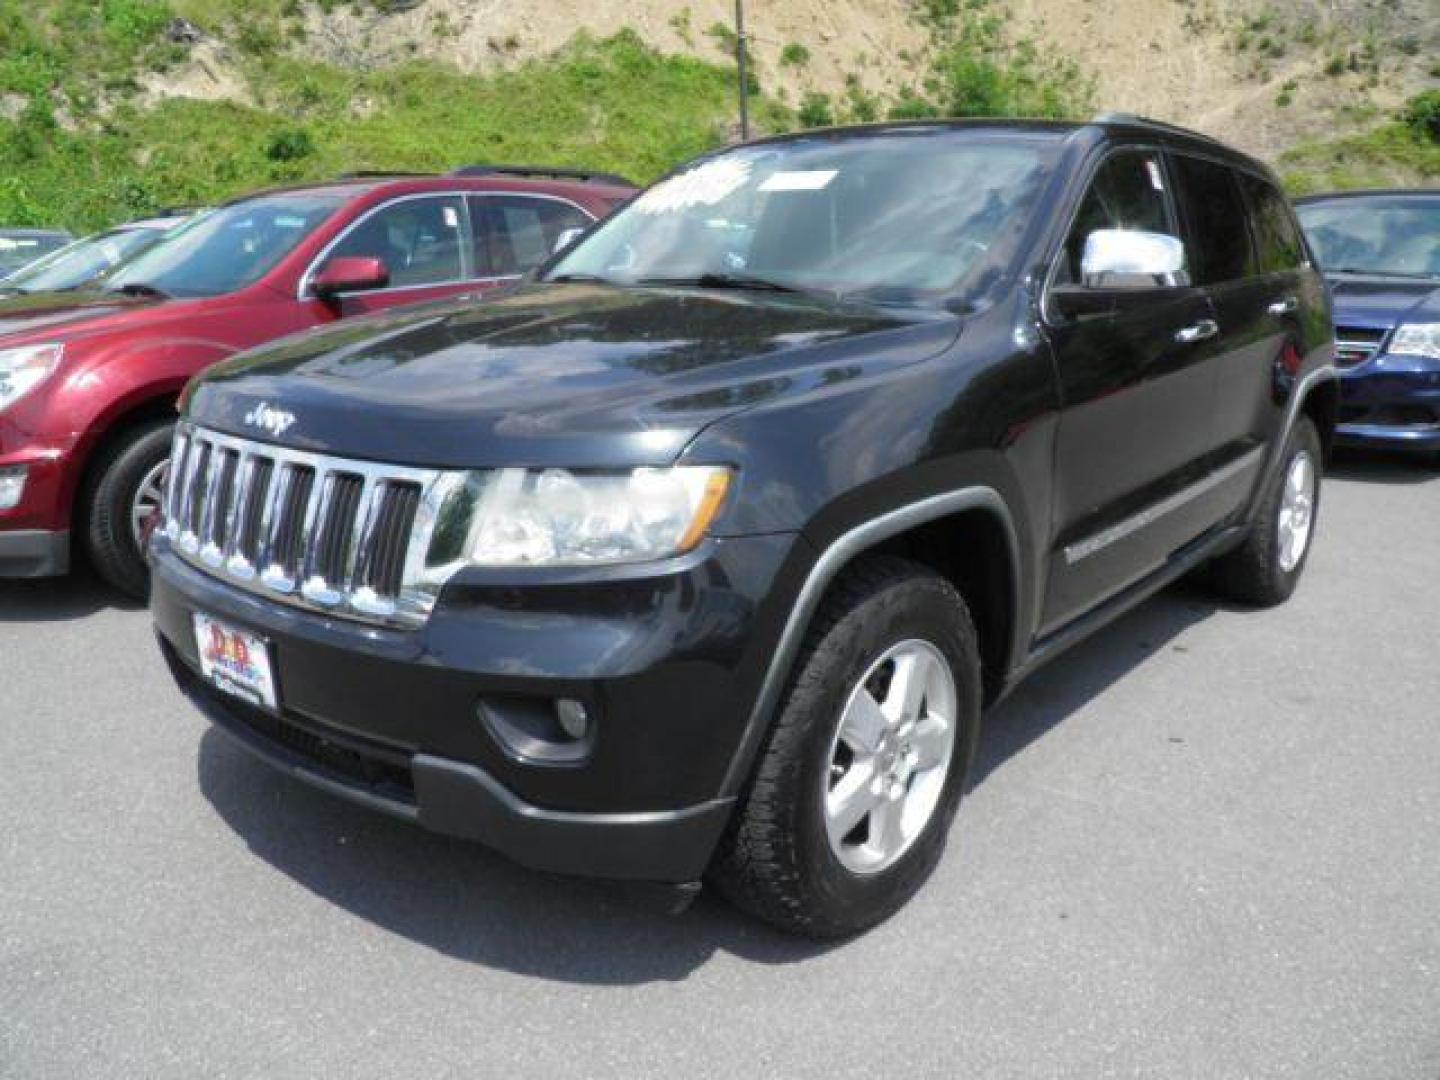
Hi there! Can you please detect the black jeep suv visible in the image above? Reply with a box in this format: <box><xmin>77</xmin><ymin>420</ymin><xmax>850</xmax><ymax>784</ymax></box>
<box><xmin>150</xmin><ymin>117</ymin><xmax>1337</xmax><ymax>936</ymax></box>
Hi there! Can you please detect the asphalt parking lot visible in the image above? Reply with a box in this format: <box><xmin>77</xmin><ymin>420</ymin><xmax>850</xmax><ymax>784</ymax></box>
<box><xmin>2</xmin><ymin>449</ymin><xmax>1438</xmax><ymax>1079</ymax></box>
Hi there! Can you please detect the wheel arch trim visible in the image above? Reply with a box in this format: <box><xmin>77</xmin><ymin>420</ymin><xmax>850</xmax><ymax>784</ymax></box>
<box><xmin>1246</xmin><ymin>363</ymin><xmax>1339</xmax><ymax>521</ymax></box>
<box><xmin>718</xmin><ymin>485</ymin><xmax>1021</xmax><ymax>798</ymax></box>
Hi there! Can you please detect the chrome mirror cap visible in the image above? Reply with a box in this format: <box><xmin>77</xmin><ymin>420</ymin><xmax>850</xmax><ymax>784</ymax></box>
<box><xmin>1081</xmin><ymin>229</ymin><xmax>1189</xmax><ymax>289</ymax></box>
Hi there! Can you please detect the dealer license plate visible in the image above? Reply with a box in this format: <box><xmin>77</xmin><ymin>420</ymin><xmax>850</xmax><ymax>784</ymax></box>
<box><xmin>193</xmin><ymin>613</ymin><xmax>279</xmax><ymax>713</ymax></box>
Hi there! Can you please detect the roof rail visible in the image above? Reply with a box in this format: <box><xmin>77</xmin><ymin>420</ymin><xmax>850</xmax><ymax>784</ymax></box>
<box><xmin>1090</xmin><ymin>112</ymin><xmax>1221</xmax><ymax>143</ymax></box>
<box><xmin>447</xmin><ymin>164</ymin><xmax>636</xmax><ymax>187</ymax></box>
<box><xmin>335</xmin><ymin>170</ymin><xmax>437</xmax><ymax>180</ymax></box>
<box><xmin>134</xmin><ymin>205</ymin><xmax>204</xmax><ymax>220</ymax></box>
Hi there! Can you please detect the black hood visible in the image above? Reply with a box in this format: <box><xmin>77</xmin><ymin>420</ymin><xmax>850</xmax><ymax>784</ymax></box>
<box><xmin>1325</xmin><ymin>274</ymin><xmax>1440</xmax><ymax>331</ymax></box>
<box><xmin>187</xmin><ymin>283</ymin><xmax>960</xmax><ymax>469</ymax></box>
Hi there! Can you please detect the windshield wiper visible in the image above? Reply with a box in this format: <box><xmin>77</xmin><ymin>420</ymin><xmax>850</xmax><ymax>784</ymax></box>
<box><xmin>107</xmin><ymin>282</ymin><xmax>170</xmax><ymax>299</ymax></box>
<box><xmin>546</xmin><ymin>272</ymin><xmax>616</xmax><ymax>285</ymax></box>
<box><xmin>636</xmin><ymin>272</ymin><xmax>810</xmax><ymax>295</ymax></box>
<box><xmin>1329</xmin><ymin>267</ymin><xmax>1439</xmax><ymax>281</ymax></box>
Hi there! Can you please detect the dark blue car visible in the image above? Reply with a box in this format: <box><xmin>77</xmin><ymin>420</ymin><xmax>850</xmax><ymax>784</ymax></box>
<box><xmin>1295</xmin><ymin>189</ymin><xmax>1440</xmax><ymax>461</ymax></box>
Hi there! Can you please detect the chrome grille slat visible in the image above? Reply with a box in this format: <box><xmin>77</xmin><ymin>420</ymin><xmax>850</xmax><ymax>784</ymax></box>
<box><xmin>222</xmin><ymin>455</ymin><xmax>258</xmax><ymax>573</ymax></box>
<box><xmin>161</xmin><ymin>424</ymin><xmax>452</xmax><ymax>629</ymax></box>
<box><xmin>166</xmin><ymin>432</ymin><xmax>191</xmax><ymax>522</ymax></box>
<box><xmin>177</xmin><ymin>441</ymin><xmax>210</xmax><ymax>552</ymax></box>
<box><xmin>199</xmin><ymin>449</ymin><xmax>238</xmax><ymax>565</ymax></box>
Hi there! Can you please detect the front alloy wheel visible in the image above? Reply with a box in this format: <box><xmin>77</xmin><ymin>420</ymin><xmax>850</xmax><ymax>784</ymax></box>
<box><xmin>84</xmin><ymin>419</ymin><xmax>175</xmax><ymax>599</ymax></box>
<box><xmin>130</xmin><ymin>457</ymin><xmax>170</xmax><ymax>551</ymax></box>
<box><xmin>824</xmin><ymin>640</ymin><xmax>957</xmax><ymax>875</ymax></box>
<box><xmin>712</xmin><ymin>556</ymin><xmax>981</xmax><ymax>938</ymax></box>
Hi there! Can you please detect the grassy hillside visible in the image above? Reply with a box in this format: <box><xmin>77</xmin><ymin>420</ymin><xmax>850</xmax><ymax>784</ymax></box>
<box><xmin>0</xmin><ymin>0</ymin><xmax>1433</xmax><ymax>232</ymax></box>
<box><xmin>0</xmin><ymin>16</ymin><xmax>786</xmax><ymax>229</ymax></box>
<box><xmin>0</xmin><ymin>0</ymin><xmax>1095</xmax><ymax>231</ymax></box>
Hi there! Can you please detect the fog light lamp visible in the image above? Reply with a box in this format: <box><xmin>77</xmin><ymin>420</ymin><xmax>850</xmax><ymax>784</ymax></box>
<box><xmin>555</xmin><ymin>698</ymin><xmax>591</xmax><ymax>741</ymax></box>
<box><xmin>0</xmin><ymin>465</ymin><xmax>28</xmax><ymax>511</ymax></box>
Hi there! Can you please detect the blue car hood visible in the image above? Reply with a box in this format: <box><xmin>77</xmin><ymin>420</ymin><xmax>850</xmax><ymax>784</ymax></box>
<box><xmin>1325</xmin><ymin>275</ymin><xmax>1440</xmax><ymax>332</ymax></box>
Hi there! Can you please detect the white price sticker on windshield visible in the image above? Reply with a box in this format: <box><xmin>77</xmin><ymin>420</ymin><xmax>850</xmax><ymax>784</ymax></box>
<box><xmin>759</xmin><ymin>170</ymin><xmax>838</xmax><ymax>192</ymax></box>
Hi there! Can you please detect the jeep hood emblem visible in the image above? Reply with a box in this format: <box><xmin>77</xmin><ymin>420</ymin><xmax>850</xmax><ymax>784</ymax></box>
<box><xmin>244</xmin><ymin>402</ymin><xmax>297</xmax><ymax>439</ymax></box>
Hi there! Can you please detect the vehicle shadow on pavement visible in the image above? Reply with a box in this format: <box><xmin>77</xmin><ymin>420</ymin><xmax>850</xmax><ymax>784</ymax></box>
<box><xmin>0</xmin><ymin>572</ymin><xmax>139</xmax><ymax>623</ymax></box>
<box><xmin>1327</xmin><ymin>447</ymin><xmax>1439</xmax><ymax>486</ymax></box>
<box><xmin>973</xmin><ymin>582</ymin><xmax>1218</xmax><ymax>784</ymax></box>
<box><xmin>195</xmin><ymin>581</ymin><xmax>1226</xmax><ymax>983</ymax></box>
<box><xmin>196</xmin><ymin>729</ymin><xmax>841</xmax><ymax>982</ymax></box>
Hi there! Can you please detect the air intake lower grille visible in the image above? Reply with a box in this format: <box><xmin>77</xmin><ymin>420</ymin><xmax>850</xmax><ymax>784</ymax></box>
<box><xmin>1334</xmin><ymin>327</ymin><xmax>1386</xmax><ymax>368</ymax></box>
<box><xmin>163</xmin><ymin>425</ymin><xmax>455</xmax><ymax>628</ymax></box>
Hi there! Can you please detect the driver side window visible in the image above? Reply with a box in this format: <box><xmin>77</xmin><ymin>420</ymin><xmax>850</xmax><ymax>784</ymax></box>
<box><xmin>326</xmin><ymin>196</ymin><xmax>470</xmax><ymax>289</ymax></box>
<box><xmin>1057</xmin><ymin>151</ymin><xmax>1176</xmax><ymax>285</ymax></box>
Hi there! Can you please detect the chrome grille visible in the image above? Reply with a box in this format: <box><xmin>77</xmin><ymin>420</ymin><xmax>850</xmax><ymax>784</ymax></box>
<box><xmin>163</xmin><ymin>425</ymin><xmax>455</xmax><ymax>628</ymax></box>
<box><xmin>1334</xmin><ymin>326</ymin><xmax>1386</xmax><ymax>368</ymax></box>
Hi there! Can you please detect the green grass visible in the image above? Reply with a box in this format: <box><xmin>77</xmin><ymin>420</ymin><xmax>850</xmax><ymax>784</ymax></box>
<box><xmin>0</xmin><ymin>26</ymin><xmax>793</xmax><ymax>230</ymax></box>
<box><xmin>1280</xmin><ymin>121</ymin><xmax>1440</xmax><ymax>194</ymax></box>
<box><xmin>0</xmin><ymin>0</ymin><xmax>1093</xmax><ymax>231</ymax></box>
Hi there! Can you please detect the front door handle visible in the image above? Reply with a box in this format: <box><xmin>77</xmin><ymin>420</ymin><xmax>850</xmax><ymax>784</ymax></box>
<box><xmin>1268</xmin><ymin>296</ymin><xmax>1299</xmax><ymax>316</ymax></box>
<box><xmin>1175</xmin><ymin>319</ymin><xmax>1219</xmax><ymax>344</ymax></box>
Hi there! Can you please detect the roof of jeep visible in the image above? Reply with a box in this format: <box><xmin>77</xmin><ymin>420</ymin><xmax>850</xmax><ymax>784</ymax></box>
<box><xmin>1294</xmin><ymin>188</ymin><xmax>1440</xmax><ymax>204</ymax></box>
<box><xmin>736</xmin><ymin>114</ymin><xmax>1273</xmax><ymax>177</ymax></box>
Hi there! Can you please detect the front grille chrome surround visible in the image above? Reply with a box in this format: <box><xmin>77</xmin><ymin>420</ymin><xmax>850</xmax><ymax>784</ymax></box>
<box><xmin>163</xmin><ymin>424</ymin><xmax>462</xmax><ymax>629</ymax></box>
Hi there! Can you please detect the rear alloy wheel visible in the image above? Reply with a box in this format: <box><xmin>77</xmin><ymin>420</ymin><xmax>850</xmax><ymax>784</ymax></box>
<box><xmin>712</xmin><ymin>556</ymin><xmax>981</xmax><ymax>938</ymax></box>
<box><xmin>83</xmin><ymin>420</ymin><xmax>174</xmax><ymax>600</ymax></box>
<box><xmin>1205</xmin><ymin>415</ymin><xmax>1323</xmax><ymax>606</ymax></box>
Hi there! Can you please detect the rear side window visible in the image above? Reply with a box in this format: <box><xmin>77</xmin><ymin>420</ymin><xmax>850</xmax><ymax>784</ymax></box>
<box><xmin>1171</xmin><ymin>154</ymin><xmax>1254</xmax><ymax>285</ymax></box>
<box><xmin>1056</xmin><ymin>150</ymin><xmax>1176</xmax><ymax>285</ymax></box>
<box><xmin>1238</xmin><ymin>173</ymin><xmax>1306</xmax><ymax>273</ymax></box>
<box><xmin>469</xmin><ymin>196</ymin><xmax>593</xmax><ymax>278</ymax></box>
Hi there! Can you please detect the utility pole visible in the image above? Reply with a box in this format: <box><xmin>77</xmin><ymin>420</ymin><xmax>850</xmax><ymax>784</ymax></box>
<box><xmin>735</xmin><ymin>0</ymin><xmax>751</xmax><ymax>141</ymax></box>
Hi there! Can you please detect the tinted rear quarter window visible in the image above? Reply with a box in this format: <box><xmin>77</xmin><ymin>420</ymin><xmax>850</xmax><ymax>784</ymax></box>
<box><xmin>1171</xmin><ymin>154</ymin><xmax>1254</xmax><ymax>285</ymax></box>
<box><xmin>1238</xmin><ymin>173</ymin><xmax>1306</xmax><ymax>273</ymax></box>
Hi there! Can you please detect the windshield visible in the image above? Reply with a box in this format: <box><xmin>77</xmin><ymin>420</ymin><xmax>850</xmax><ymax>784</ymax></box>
<box><xmin>1296</xmin><ymin>197</ymin><xmax>1440</xmax><ymax>279</ymax></box>
<box><xmin>108</xmin><ymin>194</ymin><xmax>344</xmax><ymax>298</ymax></box>
<box><xmin>546</xmin><ymin>131</ymin><xmax>1060</xmax><ymax>306</ymax></box>
<box><xmin>3</xmin><ymin>227</ymin><xmax>170</xmax><ymax>294</ymax></box>
<box><xmin>0</xmin><ymin>233</ymin><xmax>70</xmax><ymax>277</ymax></box>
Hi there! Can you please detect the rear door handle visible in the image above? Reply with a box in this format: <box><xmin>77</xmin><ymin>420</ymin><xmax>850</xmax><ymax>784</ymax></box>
<box><xmin>1175</xmin><ymin>319</ymin><xmax>1219</xmax><ymax>344</ymax></box>
<box><xmin>1268</xmin><ymin>296</ymin><xmax>1299</xmax><ymax>316</ymax></box>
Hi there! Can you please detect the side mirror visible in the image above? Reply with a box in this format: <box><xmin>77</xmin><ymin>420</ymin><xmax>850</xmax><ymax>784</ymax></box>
<box><xmin>1080</xmin><ymin>229</ymin><xmax>1189</xmax><ymax>289</ymax></box>
<box><xmin>312</xmin><ymin>256</ymin><xmax>389</xmax><ymax>302</ymax></box>
<box><xmin>553</xmin><ymin>227</ymin><xmax>586</xmax><ymax>255</ymax></box>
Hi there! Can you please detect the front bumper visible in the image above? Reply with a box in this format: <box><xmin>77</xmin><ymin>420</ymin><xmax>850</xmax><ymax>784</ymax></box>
<box><xmin>0</xmin><ymin>443</ymin><xmax>74</xmax><ymax>576</ymax></box>
<box><xmin>151</xmin><ymin>530</ymin><xmax>800</xmax><ymax>883</ymax></box>
<box><xmin>0</xmin><ymin>527</ymin><xmax>69</xmax><ymax>577</ymax></box>
<box><xmin>1335</xmin><ymin>353</ymin><xmax>1440</xmax><ymax>452</ymax></box>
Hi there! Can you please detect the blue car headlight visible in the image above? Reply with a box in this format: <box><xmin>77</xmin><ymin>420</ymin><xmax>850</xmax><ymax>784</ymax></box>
<box><xmin>1387</xmin><ymin>322</ymin><xmax>1440</xmax><ymax>361</ymax></box>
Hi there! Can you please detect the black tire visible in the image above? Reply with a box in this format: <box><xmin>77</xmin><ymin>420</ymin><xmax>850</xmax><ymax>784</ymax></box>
<box><xmin>710</xmin><ymin>556</ymin><xmax>982</xmax><ymax>938</ymax></box>
<box><xmin>1205</xmin><ymin>416</ymin><xmax>1323</xmax><ymax>607</ymax></box>
<box><xmin>82</xmin><ymin>420</ymin><xmax>174</xmax><ymax>599</ymax></box>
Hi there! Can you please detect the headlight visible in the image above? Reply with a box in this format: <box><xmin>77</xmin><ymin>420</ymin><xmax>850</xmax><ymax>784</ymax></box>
<box><xmin>0</xmin><ymin>343</ymin><xmax>63</xmax><ymax>412</ymax></box>
<box><xmin>427</xmin><ymin>466</ymin><xmax>732</xmax><ymax>570</ymax></box>
<box><xmin>1388</xmin><ymin>323</ymin><xmax>1440</xmax><ymax>361</ymax></box>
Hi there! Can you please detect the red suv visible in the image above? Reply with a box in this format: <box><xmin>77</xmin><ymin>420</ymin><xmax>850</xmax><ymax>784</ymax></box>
<box><xmin>0</xmin><ymin>167</ymin><xmax>633</xmax><ymax>596</ymax></box>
